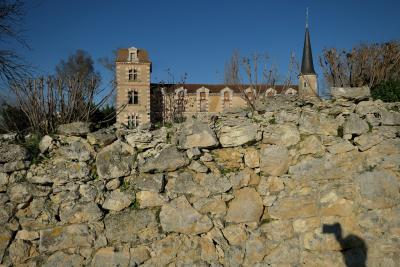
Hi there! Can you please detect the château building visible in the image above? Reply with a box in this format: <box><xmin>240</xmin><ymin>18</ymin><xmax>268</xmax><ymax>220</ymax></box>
<box><xmin>116</xmin><ymin>24</ymin><xmax>317</xmax><ymax>127</ymax></box>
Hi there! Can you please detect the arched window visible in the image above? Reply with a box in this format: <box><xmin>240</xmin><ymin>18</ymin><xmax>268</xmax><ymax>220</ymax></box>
<box><xmin>220</xmin><ymin>88</ymin><xmax>233</xmax><ymax>112</ymax></box>
<box><xmin>285</xmin><ymin>88</ymin><xmax>297</xmax><ymax>96</ymax></box>
<box><xmin>199</xmin><ymin>92</ymin><xmax>207</xmax><ymax>112</ymax></box>
<box><xmin>266</xmin><ymin>88</ymin><xmax>277</xmax><ymax>97</ymax></box>
<box><xmin>223</xmin><ymin>91</ymin><xmax>230</xmax><ymax>111</ymax></box>
<box><xmin>197</xmin><ymin>87</ymin><xmax>209</xmax><ymax>112</ymax></box>
<box><xmin>246</xmin><ymin>90</ymin><xmax>254</xmax><ymax>101</ymax></box>
<box><xmin>224</xmin><ymin>91</ymin><xmax>230</xmax><ymax>101</ymax></box>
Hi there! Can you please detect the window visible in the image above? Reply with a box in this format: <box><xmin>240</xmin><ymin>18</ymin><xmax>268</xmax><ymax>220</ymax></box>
<box><xmin>128</xmin><ymin>69</ymin><xmax>138</xmax><ymax>81</ymax></box>
<box><xmin>128</xmin><ymin>114</ymin><xmax>139</xmax><ymax>128</ymax></box>
<box><xmin>266</xmin><ymin>89</ymin><xmax>276</xmax><ymax>97</ymax></box>
<box><xmin>246</xmin><ymin>91</ymin><xmax>254</xmax><ymax>101</ymax></box>
<box><xmin>128</xmin><ymin>90</ymin><xmax>139</xmax><ymax>104</ymax></box>
<box><xmin>223</xmin><ymin>91</ymin><xmax>230</xmax><ymax>102</ymax></box>
<box><xmin>223</xmin><ymin>91</ymin><xmax>231</xmax><ymax>111</ymax></box>
<box><xmin>133</xmin><ymin>90</ymin><xmax>138</xmax><ymax>104</ymax></box>
<box><xmin>128</xmin><ymin>69</ymin><xmax>132</xmax><ymax>81</ymax></box>
<box><xmin>128</xmin><ymin>91</ymin><xmax>133</xmax><ymax>104</ymax></box>
<box><xmin>199</xmin><ymin>92</ymin><xmax>207</xmax><ymax>112</ymax></box>
<box><xmin>304</xmin><ymin>82</ymin><xmax>307</xmax><ymax>87</ymax></box>
<box><xmin>129</xmin><ymin>52</ymin><xmax>136</xmax><ymax>61</ymax></box>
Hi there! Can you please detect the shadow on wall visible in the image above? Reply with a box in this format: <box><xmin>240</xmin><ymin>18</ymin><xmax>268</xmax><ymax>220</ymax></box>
<box><xmin>322</xmin><ymin>223</ymin><xmax>368</xmax><ymax>267</ymax></box>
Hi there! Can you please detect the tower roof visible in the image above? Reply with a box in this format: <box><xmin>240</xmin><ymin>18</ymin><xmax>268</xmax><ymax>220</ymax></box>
<box><xmin>116</xmin><ymin>48</ymin><xmax>151</xmax><ymax>63</ymax></box>
<box><xmin>300</xmin><ymin>27</ymin><xmax>316</xmax><ymax>75</ymax></box>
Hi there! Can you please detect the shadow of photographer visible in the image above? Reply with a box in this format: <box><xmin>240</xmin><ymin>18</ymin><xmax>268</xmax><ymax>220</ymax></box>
<box><xmin>322</xmin><ymin>223</ymin><xmax>367</xmax><ymax>267</ymax></box>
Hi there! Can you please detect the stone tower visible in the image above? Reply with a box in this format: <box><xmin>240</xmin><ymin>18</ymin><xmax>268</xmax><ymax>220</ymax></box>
<box><xmin>116</xmin><ymin>47</ymin><xmax>151</xmax><ymax>127</ymax></box>
<box><xmin>298</xmin><ymin>13</ymin><xmax>318</xmax><ymax>97</ymax></box>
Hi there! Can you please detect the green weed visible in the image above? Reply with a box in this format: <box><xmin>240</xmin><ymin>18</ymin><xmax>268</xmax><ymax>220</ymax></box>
<box><xmin>219</xmin><ymin>167</ymin><xmax>239</xmax><ymax>175</ymax></box>
<box><xmin>20</xmin><ymin>134</ymin><xmax>42</xmax><ymax>165</ymax></box>
<box><xmin>268</xmin><ymin>117</ymin><xmax>276</xmax><ymax>124</ymax></box>
<box><xmin>90</xmin><ymin>165</ymin><xmax>99</xmax><ymax>180</ymax></box>
<box><xmin>120</xmin><ymin>180</ymin><xmax>130</xmax><ymax>191</ymax></box>
<box><xmin>130</xmin><ymin>199</ymin><xmax>140</xmax><ymax>209</ymax></box>
<box><xmin>365</xmin><ymin>165</ymin><xmax>376</xmax><ymax>172</ymax></box>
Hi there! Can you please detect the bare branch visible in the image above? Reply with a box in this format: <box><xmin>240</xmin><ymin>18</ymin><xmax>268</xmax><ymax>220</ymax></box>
<box><xmin>319</xmin><ymin>41</ymin><xmax>400</xmax><ymax>89</ymax></box>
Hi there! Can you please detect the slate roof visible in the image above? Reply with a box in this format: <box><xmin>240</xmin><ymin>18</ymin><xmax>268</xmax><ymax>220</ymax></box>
<box><xmin>300</xmin><ymin>27</ymin><xmax>316</xmax><ymax>75</ymax></box>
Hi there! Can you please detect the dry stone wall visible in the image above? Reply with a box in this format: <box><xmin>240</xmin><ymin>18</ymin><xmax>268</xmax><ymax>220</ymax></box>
<box><xmin>0</xmin><ymin>95</ymin><xmax>400</xmax><ymax>266</ymax></box>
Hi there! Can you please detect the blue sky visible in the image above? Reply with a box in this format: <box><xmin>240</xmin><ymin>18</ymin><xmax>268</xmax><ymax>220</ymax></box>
<box><xmin>17</xmin><ymin>0</ymin><xmax>400</xmax><ymax>92</ymax></box>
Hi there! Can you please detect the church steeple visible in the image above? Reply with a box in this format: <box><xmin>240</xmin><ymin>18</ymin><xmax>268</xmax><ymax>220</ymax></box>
<box><xmin>300</xmin><ymin>15</ymin><xmax>316</xmax><ymax>75</ymax></box>
<box><xmin>298</xmin><ymin>8</ymin><xmax>318</xmax><ymax>97</ymax></box>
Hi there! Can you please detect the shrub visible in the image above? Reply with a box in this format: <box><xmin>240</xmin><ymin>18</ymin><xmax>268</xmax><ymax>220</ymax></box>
<box><xmin>0</xmin><ymin>104</ymin><xmax>30</xmax><ymax>134</ymax></box>
<box><xmin>371</xmin><ymin>80</ymin><xmax>400</xmax><ymax>102</ymax></box>
<box><xmin>11</xmin><ymin>76</ymin><xmax>102</xmax><ymax>134</ymax></box>
<box><xmin>19</xmin><ymin>134</ymin><xmax>42</xmax><ymax>164</ymax></box>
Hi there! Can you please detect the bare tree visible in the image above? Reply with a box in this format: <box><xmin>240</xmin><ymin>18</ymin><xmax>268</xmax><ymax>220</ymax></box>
<box><xmin>0</xmin><ymin>0</ymin><xmax>31</xmax><ymax>86</ymax></box>
<box><xmin>224</xmin><ymin>51</ymin><xmax>277</xmax><ymax>110</ymax></box>
<box><xmin>224</xmin><ymin>50</ymin><xmax>240</xmax><ymax>85</ymax></box>
<box><xmin>153</xmin><ymin>69</ymin><xmax>187</xmax><ymax>124</ymax></box>
<box><xmin>281</xmin><ymin>51</ymin><xmax>296</xmax><ymax>92</ymax></box>
<box><xmin>319</xmin><ymin>41</ymin><xmax>400</xmax><ymax>88</ymax></box>
<box><xmin>10</xmin><ymin>75</ymin><xmax>105</xmax><ymax>134</ymax></box>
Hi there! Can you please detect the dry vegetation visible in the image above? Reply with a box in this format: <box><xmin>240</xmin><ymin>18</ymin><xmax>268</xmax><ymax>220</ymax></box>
<box><xmin>319</xmin><ymin>41</ymin><xmax>400</xmax><ymax>88</ymax></box>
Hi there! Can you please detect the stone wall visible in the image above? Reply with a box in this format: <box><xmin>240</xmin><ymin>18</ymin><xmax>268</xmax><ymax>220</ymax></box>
<box><xmin>0</xmin><ymin>95</ymin><xmax>399</xmax><ymax>266</ymax></box>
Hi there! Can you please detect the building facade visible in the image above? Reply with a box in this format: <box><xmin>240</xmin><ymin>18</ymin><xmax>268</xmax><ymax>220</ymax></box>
<box><xmin>116</xmin><ymin>26</ymin><xmax>317</xmax><ymax>127</ymax></box>
<box><xmin>151</xmin><ymin>84</ymin><xmax>299</xmax><ymax>123</ymax></box>
<box><xmin>116</xmin><ymin>47</ymin><xmax>152</xmax><ymax>127</ymax></box>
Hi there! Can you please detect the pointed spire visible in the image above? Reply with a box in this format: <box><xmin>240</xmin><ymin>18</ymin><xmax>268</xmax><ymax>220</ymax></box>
<box><xmin>301</xmin><ymin>8</ymin><xmax>316</xmax><ymax>75</ymax></box>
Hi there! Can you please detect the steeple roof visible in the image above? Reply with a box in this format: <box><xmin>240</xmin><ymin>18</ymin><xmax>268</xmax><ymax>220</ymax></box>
<box><xmin>300</xmin><ymin>27</ymin><xmax>316</xmax><ymax>75</ymax></box>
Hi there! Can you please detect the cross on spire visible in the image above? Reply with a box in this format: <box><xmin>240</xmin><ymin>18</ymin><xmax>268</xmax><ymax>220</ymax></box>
<box><xmin>306</xmin><ymin>7</ymin><xmax>309</xmax><ymax>28</ymax></box>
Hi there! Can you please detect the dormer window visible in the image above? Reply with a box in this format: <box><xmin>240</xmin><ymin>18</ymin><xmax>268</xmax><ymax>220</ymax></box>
<box><xmin>129</xmin><ymin>52</ymin><xmax>135</xmax><ymax>61</ymax></box>
<box><xmin>128</xmin><ymin>47</ymin><xmax>138</xmax><ymax>62</ymax></box>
